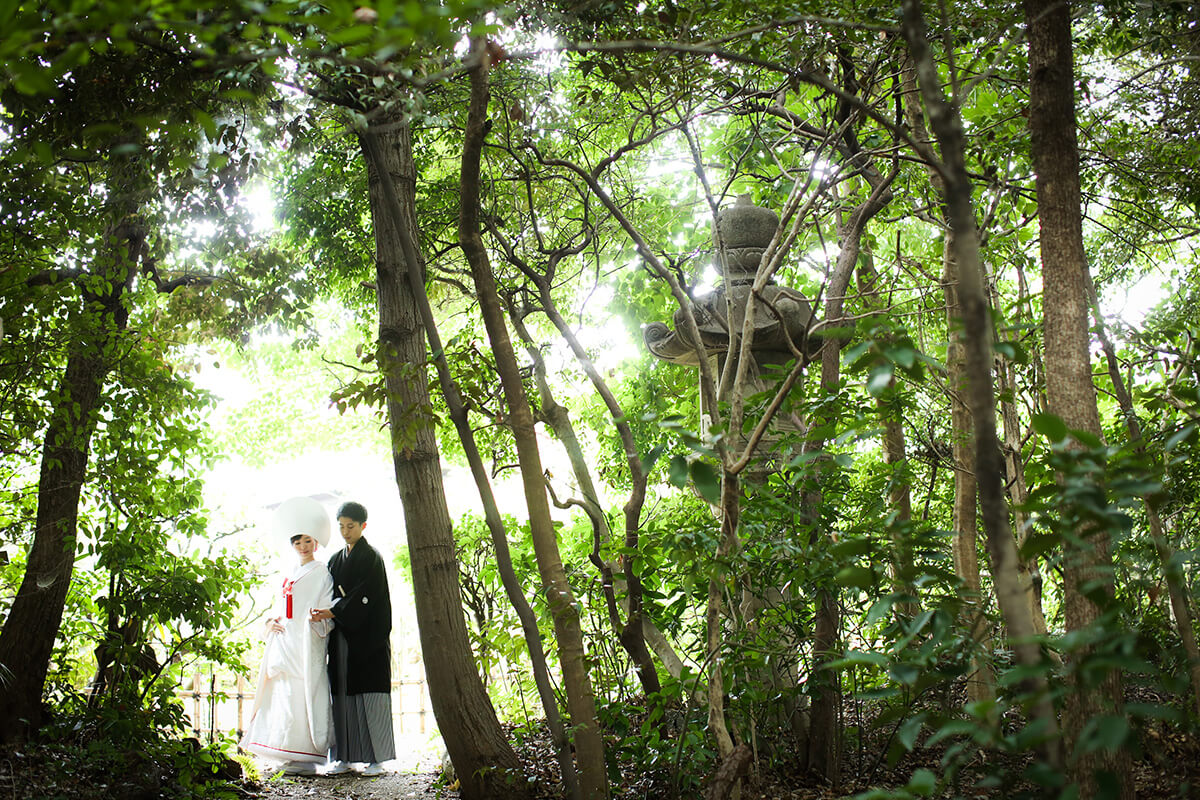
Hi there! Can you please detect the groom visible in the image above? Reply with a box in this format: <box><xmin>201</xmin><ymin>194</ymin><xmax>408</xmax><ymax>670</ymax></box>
<box><xmin>310</xmin><ymin>500</ymin><xmax>395</xmax><ymax>776</ymax></box>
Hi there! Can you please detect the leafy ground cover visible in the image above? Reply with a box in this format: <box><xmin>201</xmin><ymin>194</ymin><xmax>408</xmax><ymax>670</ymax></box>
<box><xmin>5</xmin><ymin>690</ymin><xmax>1197</xmax><ymax>800</ymax></box>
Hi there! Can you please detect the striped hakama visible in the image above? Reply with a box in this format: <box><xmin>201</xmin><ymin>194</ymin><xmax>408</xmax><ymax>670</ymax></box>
<box><xmin>330</xmin><ymin>640</ymin><xmax>395</xmax><ymax>763</ymax></box>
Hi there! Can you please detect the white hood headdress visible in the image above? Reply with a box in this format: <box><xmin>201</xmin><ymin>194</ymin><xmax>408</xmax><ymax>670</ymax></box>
<box><xmin>273</xmin><ymin>496</ymin><xmax>331</xmax><ymax>547</ymax></box>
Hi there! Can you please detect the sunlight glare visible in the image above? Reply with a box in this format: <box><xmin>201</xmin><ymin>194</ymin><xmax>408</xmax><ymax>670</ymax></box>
<box><xmin>1103</xmin><ymin>270</ymin><xmax>1170</xmax><ymax>327</ymax></box>
<box><xmin>692</xmin><ymin>264</ymin><xmax>720</xmax><ymax>296</ymax></box>
<box><xmin>566</xmin><ymin>285</ymin><xmax>641</xmax><ymax>373</ymax></box>
<box><xmin>241</xmin><ymin>181</ymin><xmax>278</xmax><ymax>234</ymax></box>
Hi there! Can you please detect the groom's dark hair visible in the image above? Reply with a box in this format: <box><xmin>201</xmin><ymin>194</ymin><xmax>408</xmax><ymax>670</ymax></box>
<box><xmin>337</xmin><ymin>501</ymin><xmax>368</xmax><ymax>523</ymax></box>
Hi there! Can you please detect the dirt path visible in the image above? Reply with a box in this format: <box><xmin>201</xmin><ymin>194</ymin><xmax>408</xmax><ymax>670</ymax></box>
<box><xmin>254</xmin><ymin>768</ymin><xmax>459</xmax><ymax>799</ymax></box>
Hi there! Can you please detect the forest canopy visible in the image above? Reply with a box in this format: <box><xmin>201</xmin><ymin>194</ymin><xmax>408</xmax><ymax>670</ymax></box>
<box><xmin>2</xmin><ymin>1</ymin><xmax>1200</xmax><ymax>799</ymax></box>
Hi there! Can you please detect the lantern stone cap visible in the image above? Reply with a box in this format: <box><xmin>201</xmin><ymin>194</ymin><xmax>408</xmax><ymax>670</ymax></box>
<box><xmin>714</xmin><ymin>195</ymin><xmax>780</xmax><ymax>256</ymax></box>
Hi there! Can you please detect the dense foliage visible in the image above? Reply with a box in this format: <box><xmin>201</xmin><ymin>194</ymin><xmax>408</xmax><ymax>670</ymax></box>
<box><xmin>3</xmin><ymin>0</ymin><xmax>1200</xmax><ymax>798</ymax></box>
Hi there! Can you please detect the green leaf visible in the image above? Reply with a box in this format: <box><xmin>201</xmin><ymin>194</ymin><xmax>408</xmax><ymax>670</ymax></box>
<box><xmin>786</xmin><ymin>450</ymin><xmax>824</xmax><ymax>468</ymax></box>
<box><xmin>1165</xmin><ymin>422</ymin><xmax>1197</xmax><ymax>451</ymax></box>
<box><xmin>1020</xmin><ymin>531</ymin><xmax>1058</xmax><ymax>559</ymax></box>
<box><xmin>864</xmin><ymin>596</ymin><xmax>895</xmax><ymax>627</ymax></box>
<box><xmin>194</xmin><ymin>109</ymin><xmax>217</xmax><ymax>141</ymax></box>
<box><xmin>905</xmin><ymin>609</ymin><xmax>935</xmax><ymax>636</ymax></box>
<box><xmin>327</xmin><ymin>24</ymin><xmax>374</xmax><ymax>46</ymax></box>
<box><xmin>1124</xmin><ymin>702</ymin><xmax>1183</xmax><ymax>723</ymax></box>
<box><xmin>1078</xmin><ymin>714</ymin><xmax>1129</xmax><ymax>753</ymax></box>
<box><xmin>888</xmin><ymin>344</ymin><xmax>917</xmax><ymax>370</ymax></box>
<box><xmin>831</xmin><ymin>538</ymin><xmax>871</xmax><ymax>558</ymax></box>
<box><xmin>640</xmin><ymin>444</ymin><xmax>663</xmax><ymax>475</ymax></box>
<box><xmin>0</xmin><ymin>0</ymin><xmax>18</xmax><ymax>30</ymax></box>
<box><xmin>994</xmin><ymin>340</ymin><xmax>1029</xmax><ymax>364</ymax></box>
<box><xmin>11</xmin><ymin>60</ymin><xmax>56</xmax><ymax>95</ymax></box>
<box><xmin>889</xmin><ymin>662</ymin><xmax>920</xmax><ymax>685</ymax></box>
<box><xmin>907</xmin><ymin>768</ymin><xmax>937</xmax><ymax>797</ymax></box>
<box><xmin>924</xmin><ymin>719</ymin><xmax>979</xmax><ymax>746</ymax></box>
<box><xmin>965</xmin><ymin>698</ymin><xmax>999</xmax><ymax>721</ymax></box>
<box><xmin>835</xmin><ymin>565</ymin><xmax>873</xmax><ymax>589</ymax></box>
<box><xmin>843</xmin><ymin>340</ymin><xmax>871</xmax><ymax>365</ymax></box>
<box><xmin>690</xmin><ymin>460</ymin><xmax>721</xmax><ymax>504</ymax></box>
<box><xmin>896</xmin><ymin>715</ymin><xmax>924</xmax><ymax>751</ymax></box>
<box><xmin>829</xmin><ymin>650</ymin><xmax>888</xmax><ymax>669</ymax></box>
<box><xmin>1032</xmin><ymin>412</ymin><xmax>1068</xmax><ymax>442</ymax></box>
<box><xmin>667</xmin><ymin>454</ymin><xmax>689</xmax><ymax>488</ymax></box>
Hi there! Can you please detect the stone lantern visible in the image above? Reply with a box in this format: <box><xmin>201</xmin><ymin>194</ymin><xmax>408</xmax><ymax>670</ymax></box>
<box><xmin>643</xmin><ymin>197</ymin><xmax>818</xmax><ymax>471</ymax></box>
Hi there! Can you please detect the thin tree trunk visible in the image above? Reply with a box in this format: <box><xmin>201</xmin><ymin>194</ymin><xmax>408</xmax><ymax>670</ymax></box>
<box><xmin>1086</xmin><ymin>279</ymin><xmax>1200</xmax><ymax>719</ymax></box>
<box><xmin>0</xmin><ymin>221</ymin><xmax>140</xmax><ymax>743</ymax></box>
<box><xmin>797</xmin><ymin>156</ymin><xmax>892</xmax><ymax>790</ymax></box>
<box><xmin>507</xmin><ymin>306</ymin><xmax>663</xmax><ymax>708</ymax></box>
<box><xmin>358</xmin><ymin>111</ymin><xmax>532</xmax><ymax>800</ymax></box>
<box><xmin>797</xmin><ymin>202</ymin><xmax>884</xmax><ymax>785</ymax></box>
<box><xmin>995</xmin><ymin>356</ymin><xmax>1054</xmax><ymax>647</ymax></box>
<box><xmin>704</xmin><ymin>743</ymin><xmax>752</xmax><ymax>800</ymax></box>
<box><xmin>901</xmin><ymin>0</ymin><xmax>1062</xmax><ymax>769</ymax></box>
<box><xmin>944</xmin><ymin>241</ymin><xmax>998</xmax><ymax>706</ymax></box>
<box><xmin>901</xmin><ymin>53</ymin><xmax>998</xmax><ymax>706</ymax></box>
<box><xmin>459</xmin><ymin>40</ymin><xmax>608</xmax><ymax>800</ymax></box>
<box><xmin>705</xmin><ymin>468</ymin><xmax>740</xmax><ymax>761</ymax></box>
<box><xmin>856</xmin><ymin>251</ymin><xmax>919</xmax><ymax>617</ymax></box>
<box><xmin>983</xmin><ymin>257</ymin><xmax>1054</xmax><ymax>646</ymax></box>
<box><xmin>358</xmin><ymin>125</ymin><xmax>575</xmax><ymax>798</ymax></box>
<box><xmin>802</xmin><ymin>388</ymin><xmax>842</xmax><ymax>782</ymax></box>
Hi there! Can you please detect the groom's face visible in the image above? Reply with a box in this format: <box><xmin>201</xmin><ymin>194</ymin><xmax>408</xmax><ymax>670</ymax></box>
<box><xmin>338</xmin><ymin>516</ymin><xmax>365</xmax><ymax>547</ymax></box>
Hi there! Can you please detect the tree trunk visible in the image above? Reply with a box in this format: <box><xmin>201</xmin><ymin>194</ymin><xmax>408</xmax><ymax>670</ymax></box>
<box><xmin>944</xmin><ymin>240</ymin><xmax>998</xmax><ymax>707</ymax></box>
<box><xmin>881</xmin><ymin>410</ymin><xmax>916</xmax><ymax>596</ymax></box>
<box><xmin>806</xmin><ymin>582</ymin><xmax>842</xmax><ymax>779</ymax></box>
<box><xmin>705</xmin><ymin>469</ymin><xmax>740</xmax><ymax>760</ymax></box>
<box><xmin>995</xmin><ymin>356</ymin><xmax>1054</xmax><ymax>647</ymax></box>
<box><xmin>1087</xmin><ymin>278</ymin><xmax>1200</xmax><ymax>719</ymax></box>
<box><xmin>0</xmin><ymin>221</ymin><xmax>139</xmax><ymax>743</ymax></box>
<box><xmin>504</xmin><ymin>294</ymin><xmax>663</xmax><ymax>708</ymax></box>
<box><xmin>798</xmin><ymin>153</ymin><xmax>892</xmax><ymax>790</ymax></box>
<box><xmin>983</xmin><ymin>255</ymin><xmax>1055</xmax><ymax>647</ymax></box>
<box><xmin>901</xmin><ymin>0</ymin><xmax>1062</xmax><ymax>768</ymax></box>
<box><xmin>1024</xmin><ymin>1</ymin><xmax>1133</xmax><ymax>795</ymax></box>
<box><xmin>901</xmin><ymin>52</ymin><xmax>998</xmax><ymax>707</ymax></box>
<box><xmin>359</xmin><ymin>120</ymin><xmax>576</xmax><ymax>797</ymax></box>
<box><xmin>802</xmin><ymin>363</ymin><xmax>843</xmax><ymax>784</ymax></box>
<box><xmin>459</xmin><ymin>40</ymin><xmax>608</xmax><ymax>800</ymax></box>
<box><xmin>704</xmin><ymin>743</ymin><xmax>752</xmax><ymax>800</ymax></box>
<box><xmin>358</xmin><ymin>111</ymin><xmax>531</xmax><ymax>800</ymax></box>
<box><xmin>856</xmin><ymin>251</ymin><xmax>919</xmax><ymax>618</ymax></box>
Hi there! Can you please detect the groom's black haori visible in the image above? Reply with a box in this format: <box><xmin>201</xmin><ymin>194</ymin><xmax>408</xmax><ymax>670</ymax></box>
<box><xmin>327</xmin><ymin>501</ymin><xmax>395</xmax><ymax>765</ymax></box>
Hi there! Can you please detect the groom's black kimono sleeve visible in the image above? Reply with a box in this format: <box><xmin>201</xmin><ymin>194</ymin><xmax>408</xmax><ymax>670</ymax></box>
<box><xmin>327</xmin><ymin>536</ymin><xmax>392</xmax><ymax>695</ymax></box>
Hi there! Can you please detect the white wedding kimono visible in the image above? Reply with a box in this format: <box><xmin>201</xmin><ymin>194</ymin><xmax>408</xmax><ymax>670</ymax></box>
<box><xmin>241</xmin><ymin>559</ymin><xmax>335</xmax><ymax>764</ymax></box>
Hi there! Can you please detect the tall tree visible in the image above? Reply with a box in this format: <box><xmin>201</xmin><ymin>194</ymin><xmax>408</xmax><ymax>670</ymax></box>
<box><xmin>1023</xmin><ymin>0</ymin><xmax>1134</xmax><ymax>794</ymax></box>
<box><xmin>1088</xmin><ymin>283</ymin><xmax>1200</xmax><ymax>718</ymax></box>
<box><xmin>898</xmin><ymin>49</ymin><xmax>998</xmax><ymax>706</ymax></box>
<box><xmin>357</xmin><ymin>107</ymin><xmax>534</xmax><ymax>799</ymax></box>
<box><xmin>900</xmin><ymin>0</ymin><xmax>1062</xmax><ymax>769</ymax></box>
<box><xmin>0</xmin><ymin>215</ymin><xmax>142</xmax><ymax>741</ymax></box>
<box><xmin>0</xmin><ymin>31</ymin><xmax>271</xmax><ymax>739</ymax></box>
<box><xmin>458</xmin><ymin>38</ymin><xmax>608</xmax><ymax>799</ymax></box>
